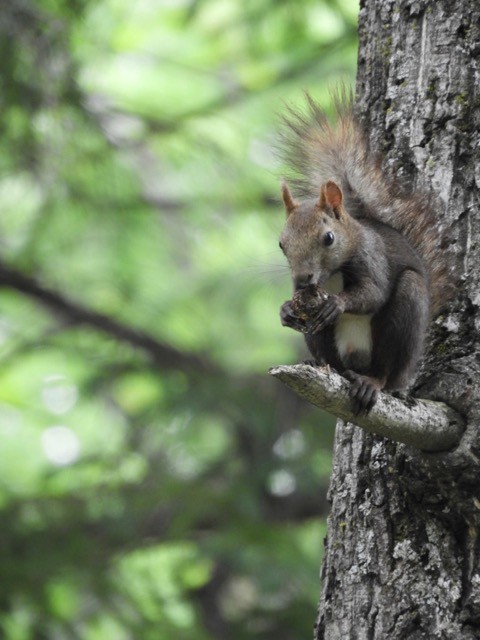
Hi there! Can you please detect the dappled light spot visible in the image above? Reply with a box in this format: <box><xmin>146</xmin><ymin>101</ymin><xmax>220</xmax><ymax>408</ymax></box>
<box><xmin>41</xmin><ymin>426</ymin><xmax>81</xmax><ymax>467</ymax></box>
<box><xmin>42</xmin><ymin>375</ymin><xmax>78</xmax><ymax>415</ymax></box>
<box><xmin>273</xmin><ymin>428</ymin><xmax>306</xmax><ymax>459</ymax></box>
<box><xmin>267</xmin><ymin>469</ymin><xmax>296</xmax><ymax>496</ymax></box>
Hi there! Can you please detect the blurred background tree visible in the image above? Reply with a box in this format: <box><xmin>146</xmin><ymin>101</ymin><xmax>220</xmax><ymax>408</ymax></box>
<box><xmin>0</xmin><ymin>1</ymin><xmax>358</xmax><ymax>638</ymax></box>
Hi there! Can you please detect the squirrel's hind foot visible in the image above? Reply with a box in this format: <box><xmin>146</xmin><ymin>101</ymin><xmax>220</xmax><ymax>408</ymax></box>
<box><xmin>344</xmin><ymin>370</ymin><xmax>384</xmax><ymax>416</ymax></box>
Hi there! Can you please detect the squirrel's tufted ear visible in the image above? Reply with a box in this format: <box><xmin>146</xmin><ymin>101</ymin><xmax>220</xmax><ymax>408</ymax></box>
<box><xmin>281</xmin><ymin>180</ymin><xmax>297</xmax><ymax>217</ymax></box>
<box><xmin>320</xmin><ymin>180</ymin><xmax>343</xmax><ymax>217</ymax></box>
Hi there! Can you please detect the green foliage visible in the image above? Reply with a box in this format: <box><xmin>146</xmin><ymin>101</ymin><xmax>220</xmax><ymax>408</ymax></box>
<box><xmin>0</xmin><ymin>0</ymin><xmax>357</xmax><ymax>637</ymax></box>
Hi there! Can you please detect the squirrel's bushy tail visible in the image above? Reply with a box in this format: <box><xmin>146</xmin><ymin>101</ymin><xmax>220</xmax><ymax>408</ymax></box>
<box><xmin>279</xmin><ymin>89</ymin><xmax>451</xmax><ymax>313</ymax></box>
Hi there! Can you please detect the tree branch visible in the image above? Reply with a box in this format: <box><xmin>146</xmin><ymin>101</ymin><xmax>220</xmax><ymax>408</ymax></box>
<box><xmin>269</xmin><ymin>364</ymin><xmax>465</xmax><ymax>452</ymax></box>
<box><xmin>0</xmin><ymin>258</ymin><xmax>218</xmax><ymax>376</ymax></box>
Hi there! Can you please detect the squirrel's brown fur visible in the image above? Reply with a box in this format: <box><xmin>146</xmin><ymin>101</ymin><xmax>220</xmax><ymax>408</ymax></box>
<box><xmin>279</xmin><ymin>89</ymin><xmax>450</xmax><ymax>314</ymax></box>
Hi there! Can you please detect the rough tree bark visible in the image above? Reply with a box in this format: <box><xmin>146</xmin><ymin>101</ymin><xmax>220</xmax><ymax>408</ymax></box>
<box><xmin>272</xmin><ymin>1</ymin><xmax>480</xmax><ymax>638</ymax></box>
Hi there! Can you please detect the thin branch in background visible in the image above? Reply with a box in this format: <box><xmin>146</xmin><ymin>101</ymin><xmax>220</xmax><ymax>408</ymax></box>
<box><xmin>0</xmin><ymin>258</ymin><xmax>219</xmax><ymax>376</ymax></box>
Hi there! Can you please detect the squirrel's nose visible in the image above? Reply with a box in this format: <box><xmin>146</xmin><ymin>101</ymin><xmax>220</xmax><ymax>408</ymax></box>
<box><xmin>294</xmin><ymin>273</ymin><xmax>314</xmax><ymax>291</ymax></box>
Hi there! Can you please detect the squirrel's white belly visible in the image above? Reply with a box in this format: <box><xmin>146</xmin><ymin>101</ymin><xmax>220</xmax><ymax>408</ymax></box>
<box><xmin>324</xmin><ymin>273</ymin><xmax>372</xmax><ymax>366</ymax></box>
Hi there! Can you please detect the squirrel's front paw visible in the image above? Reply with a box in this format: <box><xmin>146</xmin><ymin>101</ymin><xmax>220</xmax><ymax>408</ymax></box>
<box><xmin>280</xmin><ymin>300</ymin><xmax>306</xmax><ymax>332</ymax></box>
<box><xmin>310</xmin><ymin>295</ymin><xmax>345</xmax><ymax>333</ymax></box>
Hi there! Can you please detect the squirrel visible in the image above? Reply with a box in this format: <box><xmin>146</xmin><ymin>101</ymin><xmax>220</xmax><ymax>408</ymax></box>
<box><xmin>278</xmin><ymin>91</ymin><xmax>450</xmax><ymax>414</ymax></box>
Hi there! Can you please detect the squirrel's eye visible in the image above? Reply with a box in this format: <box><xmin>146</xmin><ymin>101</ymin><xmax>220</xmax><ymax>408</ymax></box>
<box><xmin>279</xmin><ymin>241</ymin><xmax>285</xmax><ymax>252</ymax></box>
<box><xmin>324</xmin><ymin>231</ymin><xmax>335</xmax><ymax>247</ymax></box>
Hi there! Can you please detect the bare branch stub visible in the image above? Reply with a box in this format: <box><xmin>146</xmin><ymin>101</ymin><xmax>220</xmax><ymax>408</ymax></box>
<box><xmin>269</xmin><ymin>364</ymin><xmax>464</xmax><ymax>452</ymax></box>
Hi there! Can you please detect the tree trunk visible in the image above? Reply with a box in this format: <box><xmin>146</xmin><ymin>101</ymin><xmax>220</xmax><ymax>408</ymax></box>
<box><xmin>315</xmin><ymin>1</ymin><xmax>480</xmax><ymax>638</ymax></box>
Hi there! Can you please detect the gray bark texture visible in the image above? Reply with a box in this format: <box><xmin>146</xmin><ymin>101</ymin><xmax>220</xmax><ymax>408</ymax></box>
<box><xmin>307</xmin><ymin>1</ymin><xmax>480</xmax><ymax>638</ymax></box>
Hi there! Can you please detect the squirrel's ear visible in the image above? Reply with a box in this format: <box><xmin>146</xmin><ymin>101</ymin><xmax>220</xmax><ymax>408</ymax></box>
<box><xmin>320</xmin><ymin>180</ymin><xmax>343</xmax><ymax>215</ymax></box>
<box><xmin>281</xmin><ymin>181</ymin><xmax>297</xmax><ymax>217</ymax></box>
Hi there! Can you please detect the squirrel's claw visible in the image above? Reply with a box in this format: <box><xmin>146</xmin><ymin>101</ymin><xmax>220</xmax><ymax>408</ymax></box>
<box><xmin>344</xmin><ymin>370</ymin><xmax>381</xmax><ymax>415</ymax></box>
<box><xmin>311</xmin><ymin>295</ymin><xmax>344</xmax><ymax>333</ymax></box>
<box><xmin>280</xmin><ymin>300</ymin><xmax>306</xmax><ymax>333</ymax></box>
